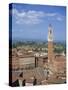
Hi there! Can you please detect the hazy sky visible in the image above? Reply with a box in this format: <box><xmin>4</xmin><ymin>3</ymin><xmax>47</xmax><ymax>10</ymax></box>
<box><xmin>10</xmin><ymin>3</ymin><xmax>66</xmax><ymax>41</ymax></box>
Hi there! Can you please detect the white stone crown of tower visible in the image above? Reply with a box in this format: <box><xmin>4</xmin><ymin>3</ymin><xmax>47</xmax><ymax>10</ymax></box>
<box><xmin>48</xmin><ymin>24</ymin><xmax>53</xmax><ymax>42</ymax></box>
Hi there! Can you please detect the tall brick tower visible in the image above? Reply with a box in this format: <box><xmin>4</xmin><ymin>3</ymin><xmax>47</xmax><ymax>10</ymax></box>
<box><xmin>48</xmin><ymin>24</ymin><xmax>54</xmax><ymax>66</ymax></box>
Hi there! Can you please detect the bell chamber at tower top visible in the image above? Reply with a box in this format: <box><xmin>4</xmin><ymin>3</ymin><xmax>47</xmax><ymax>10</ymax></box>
<box><xmin>48</xmin><ymin>24</ymin><xmax>53</xmax><ymax>42</ymax></box>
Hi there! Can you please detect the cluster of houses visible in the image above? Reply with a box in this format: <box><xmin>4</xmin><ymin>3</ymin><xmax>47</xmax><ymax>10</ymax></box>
<box><xmin>9</xmin><ymin>47</ymin><xmax>66</xmax><ymax>86</ymax></box>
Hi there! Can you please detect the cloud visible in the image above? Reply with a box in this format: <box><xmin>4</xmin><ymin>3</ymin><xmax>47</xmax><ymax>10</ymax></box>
<box><xmin>12</xmin><ymin>8</ymin><xmax>65</xmax><ymax>25</ymax></box>
<box><xmin>57</xmin><ymin>17</ymin><xmax>63</xmax><ymax>21</ymax></box>
<box><xmin>12</xmin><ymin>9</ymin><xmax>45</xmax><ymax>25</ymax></box>
<box><xmin>56</xmin><ymin>14</ymin><xmax>65</xmax><ymax>21</ymax></box>
<box><xmin>45</xmin><ymin>13</ymin><xmax>57</xmax><ymax>17</ymax></box>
